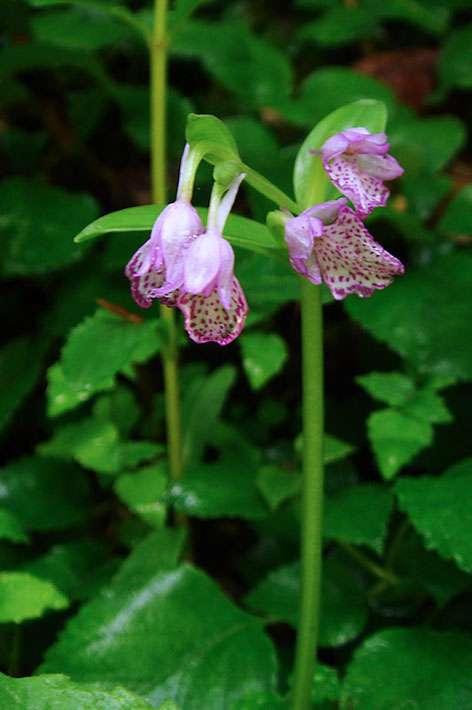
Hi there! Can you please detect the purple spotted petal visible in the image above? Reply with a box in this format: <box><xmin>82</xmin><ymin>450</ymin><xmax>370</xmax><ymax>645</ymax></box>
<box><xmin>125</xmin><ymin>237</ymin><xmax>166</xmax><ymax>307</ymax></box>
<box><xmin>324</xmin><ymin>155</ymin><xmax>390</xmax><ymax>219</ymax></box>
<box><xmin>313</xmin><ymin>205</ymin><xmax>404</xmax><ymax>300</ymax></box>
<box><xmin>177</xmin><ymin>277</ymin><xmax>248</xmax><ymax>345</ymax></box>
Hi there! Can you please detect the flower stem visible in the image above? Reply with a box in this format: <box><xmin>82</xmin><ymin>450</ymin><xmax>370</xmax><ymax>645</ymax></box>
<box><xmin>150</xmin><ymin>0</ymin><xmax>182</xmax><ymax>483</ymax></box>
<box><xmin>291</xmin><ymin>278</ymin><xmax>324</xmax><ymax>710</ymax></box>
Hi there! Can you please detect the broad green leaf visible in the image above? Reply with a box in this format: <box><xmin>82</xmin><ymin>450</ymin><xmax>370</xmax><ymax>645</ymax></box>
<box><xmin>311</xmin><ymin>664</ymin><xmax>340</xmax><ymax>706</ymax></box>
<box><xmin>168</xmin><ymin>462</ymin><xmax>267</xmax><ymax>520</ymax></box>
<box><xmin>112</xmin><ymin>529</ymin><xmax>186</xmax><ymax>589</ymax></box>
<box><xmin>438</xmin><ymin>23</ymin><xmax>472</xmax><ymax>91</ymax></box>
<box><xmin>236</xmin><ymin>250</ymin><xmax>300</xmax><ymax>314</ymax></box>
<box><xmin>342</xmin><ymin>628</ymin><xmax>472</xmax><ymax>710</ymax></box>
<box><xmin>367</xmin><ymin>409</ymin><xmax>433</xmax><ymax>479</ymax></box>
<box><xmin>402</xmin><ymin>173</ymin><xmax>451</xmax><ymax>220</ymax></box>
<box><xmin>40</xmin><ymin>564</ymin><xmax>277</xmax><ymax>709</ymax></box>
<box><xmin>323</xmin><ymin>484</ymin><xmax>394</xmax><ymax>554</ymax></box>
<box><xmin>439</xmin><ymin>184</ymin><xmax>472</xmax><ymax>234</ymax></box>
<box><xmin>0</xmin><ymin>509</ymin><xmax>29</xmax><ymax>544</ymax></box>
<box><xmin>181</xmin><ymin>365</ymin><xmax>236</xmax><ymax>471</ymax></box>
<box><xmin>173</xmin><ymin>22</ymin><xmax>292</xmax><ymax>107</ymax></box>
<box><xmin>0</xmin><ymin>672</ymin><xmax>154</xmax><ymax>710</ymax></box>
<box><xmin>395</xmin><ymin>530</ymin><xmax>470</xmax><ymax>606</ymax></box>
<box><xmin>391</xmin><ymin>116</ymin><xmax>466</xmax><ymax>175</ymax></box>
<box><xmin>231</xmin><ymin>688</ymin><xmax>287</xmax><ymax>709</ymax></box>
<box><xmin>324</xmin><ymin>435</ymin><xmax>356</xmax><ymax>464</ymax></box>
<box><xmin>39</xmin><ymin>417</ymin><xmax>121</xmax><ymax>474</ymax></box>
<box><xmin>395</xmin><ymin>460</ymin><xmax>472</xmax><ymax>572</ymax></box>
<box><xmin>401</xmin><ymin>387</ymin><xmax>452</xmax><ymax>424</ymax></box>
<box><xmin>32</xmin><ymin>7</ymin><xmax>129</xmax><ymax>51</ymax></box>
<box><xmin>47</xmin><ymin>362</ymin><xmax>114</xmax><ymax>418</ymax></box>
<box><xmin>185</xmin><ymin>113</ymin><xmax>239</xmax><ymax>162</ymax></box>
<box><xmin>0</xmin><ymin>178</ymin><xmax>98</xmax><ymax>275</ymax></box>
<box><xmin>118</xmin><ymin>441</ymin><xmax>165</xmax><ymax>470</ymax></box>
<box><xmin>61</xmin><ymin>309</ymin><xmax>162</xmax><ymax>391</ymax></box>
<box><xmin>0</xmin><ymin>457</ymin><xmax>90</xmax><ymax>531</ymax></box>
<box><xmin>114</xmin><ymin>464</ymin><xmax>168</xmax><ymax>528</ymax></box>
<box><xmin>0</xmin><ymin>337</ymin><xmax>43</xmax><ymax>432</ymax></box>
<box><xmin>256</xmin><ymin>466</ymin><xmax>301</xmax><ymax>512</ymax></box>
<box><xmin>298</xmin><ymin>6</ymin><xmax>380</xmax><ymax>47</ymax></box>
<box><xmin>345</xmin><ymin>252</ymin><xmax>472</xmax><ymax>380</ymax></box>
<box><xmin>93</xmin><ymin>385</ymin><xmax>140</xmax><ymax>438</ymax></box>
<box><xmin>245</xmin><ymin>556</ymin><xmax>368</xmax><ymax>647</ymax></box>
<box><xmin>0</xmin><ymin>572</ymin><xmax>68</xmax><ymax>623</ymax></box>
<box><xmin>23</xmin><ymin>541</ymin><xmax>117</xmax><ymax>602</ymax></box>
<box><xmin>293</xmin><ymin>100</ymin><xmax>387</xmax><ymax>208</ymax></box>
<box><xmin>356</xmin><ymin>372</ymin><xmax>415</xmax><ymax>407</ymax></box>
<box><xmin>240</xmin><ymin>333</ymin><xmax>288</xmax><ymax>390</ymax></box>
<box><xmin>74</xmin><ymin>205</ymin><xmax>280</xmax><ymax>258</ymax></box>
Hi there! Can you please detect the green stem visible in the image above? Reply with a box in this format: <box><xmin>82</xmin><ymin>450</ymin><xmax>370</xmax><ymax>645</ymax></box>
<box><xmin>291</xmin><ymin>278</ymin><xmax>324</xmax><ymax>710</ymax></box>
<box><xmin>150</xmin><ymin>0</ymin><xmax>182</xmax><ymax>483</ymax></box>
<box><xmin>340</xmin><ymin>542</ymin><xmax>399</xmax><ymax>586</ymax></box>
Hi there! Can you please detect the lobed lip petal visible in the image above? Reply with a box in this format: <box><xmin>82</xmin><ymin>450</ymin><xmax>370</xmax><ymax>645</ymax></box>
<box><xmin>313</xmin><ymin>206</ymin><xmax>404</xmax><ymax>300</ymax></box>
<box><xmin>177</xmin><ymin>277</ymin><xmax>248</xmax><ymax>346</ymax></box>
<box><xmin>183</xmin><ymin>229</ymin><xmax>222</xmax><ymax>295</ymax></box>
<box><xmin>324</xmin><ymin>155</ymin><xmax>390</xmax><ymax>219</ymax></box>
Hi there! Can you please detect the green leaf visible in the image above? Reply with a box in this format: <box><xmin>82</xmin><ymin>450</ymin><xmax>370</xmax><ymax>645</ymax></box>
<box><xmin>75</xmin><ymin>205</ymin><xmax>280</xmax><ymax>258</ymax></box>
<box><xmin>0</xmin><ymin>337</ymin><xmax>43</xmax><ymax>432</ymax></box>
<box><xmin>112</xmin><ymin>529</ymin><xmax>186</xmax><ymax>589</ymax></box>
<box><xmin>391</xmin><ymin>116</ymin><xmax>466</xmax><ymax>175</ymax></box>
<box><xmin>395</xmin><ymin>460</ymin><xmax>472</xmax><ymax>573</ymax></box>
<box><xmin>367</xmin><ymin>409</ymin><xmax>433</xmax><ymax>479</ymax></box>
<box><xmin>401</xmin><ymin>387</ymin><xmax>452</xmax><ymax>424</ymax></box>
<box><xmin>31</xmin><ymin>6</ymin><xmax>129</xmax><ymax>51</ymax></box>
<box><xmin>342</xmin><ymin>628</ymin><xmax>472</xmax><ymax>710</ymax></box>
<box><xmin>47</xmin><ymin>362</ymin><xmax>114</xmax><ymax>418</ymax></box>
<box><xmin>0</xmin><ymin>457</ymin><xmax>90</xmax><ymax>531</ymax></box>
<box><xmin>345</xmin><ymin>252</ymin><xmax>472</xmax><ymax>381</ymax></box>
<box><xmin>173</xmin><ymin>22</ymin><xmax>292</xmax><ymax>107</ymax></box>
<box><xmin>240</xmin><ymin>333</ymin><xmax>288</xmax><ymax>390</ymax></box>
<box><xmin>356</xmin><ymin>372</ymin><xmax>415</xmax><ymax>407</ymax></box>
<box><xmin>245</xmin><ymin>556</ymin><xmax>368</xmax><ymax>647</ymax></box>
<box><xmin>61</xmin><ymin>309</ymin><xmax>162</xmax><ymax>391</ymax></box>
<box><xmin>231</xmin><ymin>688</ymin><xmax>287</xmax><ymax>710</ymax></box>
<box><xmin>0</xmin><ymin>572</ymin><xmax>68</xmax><ymax>623</ymax></box>
<box><xmin>0</xmin><ymin>672</ymin><xmax>155</xmax><ymax>710</ymax></box>
<box><xmin>324</xmin><ymin>434</ymin><xmax>356</xmax><ymax>464</ymax></box>
<box><xmin>256</xmin><ymin>466</ymin><xmax>301</xmax><ymax>512</ymax></box>
<box><xmin>311</xmin><ymin>664</ymin><xmax>340</xmax><ymax>706</ymax></box>
<box><xmin>323</xmin><ymin>484</ymin><xmax>394</xmax><ymax>554</ymax></box>
<box><xmin>185</xmin><ymin>113</ymin><xmax>239</xmax><ymax>163</ymax></box>
<box><xmin>438</xmin><ymin>23</ymin><xmax>472</xmax><ymax>92</ymax></box>
<box><xmin>439</xmin><ymin>184</ymin><xmax>472</xmax><ymax>234</ymax></box>
<box><xmin>0</xmin><ymin>510</ymin><xmax>29</xmax><ymax>544</ymax></box>
<box><xmin>40</xmin><ymin>564</ymin><xmax>277</xmax><ymax>709</ymax></box>
<box><xmin>0</xmin><ymin>178</ymin><xmax>98</xmax><ymax>275</ymax></box>
<box><xmin>114</xmin><ymin>464</ymin><xmax>168</xmax><ymax>528</ymax></box>
<box><xmin>181</xmin><ymin>365</ymin><xmax>236</xmax><ymax>471</ymax></box>
<box><xmin>168</xmin><ymin>462</ymin><xmax>268</xmax><ymax>520</ymax></box>
<box><xmin>22</xmin><ymin>541</ymin><xmax>117</xmax><ymax>602</ymax></box>
<box><xmin>39</xmin><ymin>417</ymin><xmax>121</xmax><ymax>474</ymax></box>
<box><xmin>293</xmin><ymin>100</ymin><xmax>387</xmax><ymax>208</ymax></box>
<box><xmin>298</xmin><ymin>6</ymin><xmax>379</xmax><ymax>47</ymax></box>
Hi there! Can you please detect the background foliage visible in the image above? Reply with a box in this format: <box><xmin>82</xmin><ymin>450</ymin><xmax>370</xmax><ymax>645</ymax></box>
<box><xmin>1</xmin><ymin>0</ymin><xmax>472</xmax><ymax>707</ymax></box>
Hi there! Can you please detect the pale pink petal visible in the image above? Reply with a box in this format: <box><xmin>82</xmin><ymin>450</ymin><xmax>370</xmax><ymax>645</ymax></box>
<box><xmin>357</xmin><ymin>153</ymin><xmax>404</xmax><ymax>180</ymax></box>
<box><xmin>285</xmin><ymin>214</ymin><xmax>323</xmax><ymax>260</ymax></box>
<box><xmin>183</xmin><ymin>230</ymin><xmax>221</xmax><ymax>295</ymax></box>
<box><xmin>216</xmin><ymin>237</ymin><xmax>236</xmax><ymax>311</ymax></box>
<box><xmin>305</xmin><ymin>198</ymin><xmax>348</xmax><ymax>225</ymax></box>
<box><xmin>290</xmin><ymin>253</ymin><xmax>322</xmax><ymax>285</ymax></box>
<box><xmin>177</xmin><ymin>277</ymin><xmax>248</xmax><ymax>346</ymax></box>
<box><xmin>324</xmin><ymin>155</ymin><xmax>390</xmax><ymax>218</ymax></box>
<box><xmin>313</xmin><ymin>206</ymin><xmax>404</xmax><ymax>300</ymax></box>
<box><xmin>159</xmin><ymin>201</ymin><xmax>203</xmax><ymax>285</ymax></box>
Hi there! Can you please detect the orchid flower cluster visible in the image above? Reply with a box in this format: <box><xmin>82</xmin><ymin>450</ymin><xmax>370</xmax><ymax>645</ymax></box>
<box><xmin>126</xmin><ymin>128</ymin><xmax>404</xmax><ymax>344</ymax></box>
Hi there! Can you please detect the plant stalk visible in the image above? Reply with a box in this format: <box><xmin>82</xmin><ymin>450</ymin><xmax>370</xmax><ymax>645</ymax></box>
<box><xmin>291</xmin><ymin>278</ymin><xmax>324</xmax><ymax>710</ymax></box>
<box><xmin>151</xmin><ymin>0</ymin><xmax>182</xmax><ymax>483</ymax></box>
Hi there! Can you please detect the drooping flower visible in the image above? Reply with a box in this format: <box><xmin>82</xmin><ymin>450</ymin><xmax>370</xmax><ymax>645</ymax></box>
<box><xmin>125</xmin><ymin>143</ymin><xmax>248</xmax><ymax>345</ymax></box>
<box><xmin>317</xmin><ymin>128</ymin><xmax>403</xmax><ymax>218</ymax></box>
<box><xmin>125</xmin><ymin>144</ymin><xmax>204</xmax><ymax>308</ymax></box>
<box><xmin>176</xmin><ymin>173</ymin><xmax>248</xmax><ymax>345</ymax></box>
<box><xmin>284</xmin><ymin>198</ymin><xmax>404</xmax><ymax>300</ymax></box>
